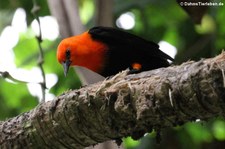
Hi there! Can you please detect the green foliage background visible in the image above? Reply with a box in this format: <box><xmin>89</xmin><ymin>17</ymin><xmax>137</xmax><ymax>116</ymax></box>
<box><xmin>0</xmin><ymin>0</ymin><xmax>225</xmax><ymax>148</ymax></box>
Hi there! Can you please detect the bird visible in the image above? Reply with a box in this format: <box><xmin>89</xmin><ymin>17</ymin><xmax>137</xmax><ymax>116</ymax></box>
<box><xmin>57</xmin><ymin>26</ymin><xmax>174</xmax><ymax>77</ymax></box>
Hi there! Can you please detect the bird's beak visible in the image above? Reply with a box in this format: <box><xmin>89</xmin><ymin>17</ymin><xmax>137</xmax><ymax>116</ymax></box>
<box><xmin>62</xmin><ymin>59</ymin><xmax>71</xmax><ymax>76</ymax></box>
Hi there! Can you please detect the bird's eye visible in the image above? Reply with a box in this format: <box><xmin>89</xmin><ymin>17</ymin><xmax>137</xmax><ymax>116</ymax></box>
<box><xmin>65</xmin><ymin>49</ymin><xmax>71</xmax><ymax>60</ymax></box>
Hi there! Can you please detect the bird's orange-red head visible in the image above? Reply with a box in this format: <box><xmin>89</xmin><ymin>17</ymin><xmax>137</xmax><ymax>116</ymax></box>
<box><xmin>57</xmin><ymin>31</ymin><xmax>108</xmax><ymax>76</ymax></box>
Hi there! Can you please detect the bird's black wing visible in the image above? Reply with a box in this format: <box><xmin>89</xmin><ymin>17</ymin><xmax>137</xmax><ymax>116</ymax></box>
<box><xmin>88</xmin><ymin>26</ymin><xmax>174</xmax><ymax>61</ymax></box>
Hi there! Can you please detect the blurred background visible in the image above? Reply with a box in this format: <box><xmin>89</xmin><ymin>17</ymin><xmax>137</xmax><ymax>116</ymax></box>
<box><xmin>0</xmin><ymin>0</ymin><xmax>225</xmax><ymax>148</ymax></box>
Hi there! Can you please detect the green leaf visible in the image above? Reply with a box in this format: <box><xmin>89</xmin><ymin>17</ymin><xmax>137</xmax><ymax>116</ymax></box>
<box><xmin>212</xmin><ymin>120</ymin><xmax>225</xmax><ymax>141</ymax></box>
<box><xmin>123</xmin><ymin>137</ymin><xmax>140</xmax><ymax>149</ymax></box>
<box><xmin>185</xmin><ymin>122</ymin><xmax>213</xmax><ymax>144</ymax></box>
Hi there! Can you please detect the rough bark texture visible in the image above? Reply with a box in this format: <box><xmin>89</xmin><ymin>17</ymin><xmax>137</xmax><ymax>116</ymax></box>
<box><xmin>1</xmin><ymin>53</ymin><xmax>225</xmax><ymax>149</ymax></box>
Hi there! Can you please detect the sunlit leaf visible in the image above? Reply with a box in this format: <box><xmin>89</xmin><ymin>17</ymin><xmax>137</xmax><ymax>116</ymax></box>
<box><xmin>123</xmin><ymin>137</ymin><xmax>140</xmax><ymax>149</ymax></box>
<box><xmin>212</xmin><ymin>120</ymin><xmax>225</xmax><ymax>141</ymax></box>
<box><xmin>185</xmin><ymin>122</ymin><xmax>213</xmax><ymax>144</ymax></box>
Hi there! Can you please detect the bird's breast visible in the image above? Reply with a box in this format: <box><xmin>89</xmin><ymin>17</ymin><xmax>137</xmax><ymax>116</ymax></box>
<box><xmin>74</xmin><ymin>32</ymin><xmax>109</xmax><ymax>74</ymax></box>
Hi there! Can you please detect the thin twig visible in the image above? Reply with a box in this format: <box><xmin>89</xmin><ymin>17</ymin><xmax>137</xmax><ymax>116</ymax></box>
<box><xmin>31</xmin><ymin>0</ymin><xmax>46</xmax><ymax>102</ymax></box>
<box><xmin>0</xmin><ymin>71</ymin><xmax>43</xmax><ymax>86</ymax></box>
<box><xmin>0</xmin><ymin>71</ymin><xmax>29</xmax><ymax>84</ymax></box>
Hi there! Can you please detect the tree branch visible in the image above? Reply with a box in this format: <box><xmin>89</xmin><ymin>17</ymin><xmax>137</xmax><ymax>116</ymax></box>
<box><xmin>95</xmin><ymin>0</ymin><xmax>113</xmax><ymax>26</ymax></box>
<box><xmin>1</xmin><ymin>53</ymin><xmax>225</xmax><ymax>148</ymax></box>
